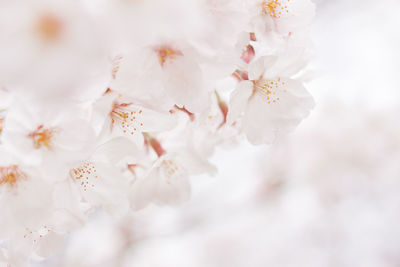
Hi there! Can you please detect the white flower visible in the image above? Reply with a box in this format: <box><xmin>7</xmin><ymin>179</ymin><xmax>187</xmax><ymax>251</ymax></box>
<box><xmin>111</xmin><ymin>43</ymin><xmax>209</xmax><ymax>112</ymax></box>
<box><xmin>1</xmin><ymin>97</ymin><xmax>95</xmax><ymax>180</ymax></box>
<box><xmin>0</xmin><ymin>166</ymin><xmax>53</xmax><ymax>235</ymax></box>
<box><xmin>68</xmin><ymin>138</ymin><xmax>139</xmax><ymax>217</ymax></box>
<box><xmin>93</xmin><ymin>91</ymin><xmax>177</xmax><ymax>146</ymax></box>
<box><xmin>130</xmin><ymin>150</ymin><xmax>216</xmax><ymax>209</ymax></box>
<box><xmin>228</xmin><ymin>55</ymin><xmax>314</xmax><ymax>144</ymax></box>
<box><xmin>179</xmin><ymin>91</ymin><xmax>240</xmax><ymax>157</ymax></box>
<box><xmin>6</xmin><ymin>226</ymin><xmax>65</xmax><ymax>267</ymax></box>
<box><xmin>0</xmin><ymin>149</ymin><xmax>70</xmax><ymax>266</ymax></box>
<box><xmin>249</xmin><ymin>0</ymin><xmax>315</xmax><ymax>36</ymax></box>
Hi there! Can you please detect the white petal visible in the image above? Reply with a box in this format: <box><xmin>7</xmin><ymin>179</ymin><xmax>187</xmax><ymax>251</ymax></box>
<box><xmin>130</xmin><ymin>155</ymin><xmax>192</xmax><ymax>209</ymax></box>
<box><xmin>92</xmin><ymin>137</ymin><xmax>141</xmax><ymax>164</ymax></box>
<box><xmin>248</xmin><ymin>56</ymin><xmax>277</xmax><ymax>80</ymax></box>
<box><xmin>154</xmin><ymin>173</ymin><xmax>191</xmax><ymax>206</ymax></box>
<box><xmin>72</xmin><ymin>162</ymin><xmax>130</xmax><ymax>217</ymax></box>
<box><xmin>163</xmin><ymin>57</ymin><xmax>208</xmax><ymax>112</ymax></box>
<box><xmin>35</xmin><ymin>232</ymin><xmax>64</xmax><ymax>258</ymax></box>
<box><xmin>227</xmin><ymin>80</ymin><xmax>253</xmax><ymax>124</ymax></box>
<box><xmin>174</xmin><ymin>150</ymin><xmax>217</xmax><ymax>176</ymax></box>
<box><xmin>140</xmin><ymin>107</ymin><xmax>177</xmax><ymax>133</ymax></box>
<box><xmin>129</xmin><ymin>169</ymin><xmax>158</xmax><ymax>210</ymax></box>
<box><xmin>242</xmin><ymin>78</ymin><xmax>314</xmax><ymax>144</ymax></box>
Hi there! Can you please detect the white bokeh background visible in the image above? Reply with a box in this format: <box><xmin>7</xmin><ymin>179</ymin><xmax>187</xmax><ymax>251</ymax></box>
<box><xmin>34</xmin><ymin>0</ymin><xmax>400</xmax><ymax>266</ymax></box>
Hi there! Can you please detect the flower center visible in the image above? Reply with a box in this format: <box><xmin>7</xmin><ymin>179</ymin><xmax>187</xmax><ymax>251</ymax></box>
<box><xmin>110</xmin><ymin>102</ymin><xmax>144</xmax><ymax>135</ymax></box>
<box><xmin>28</xmin><ymin>125</ymin><xmax>55</xmax><ymax>149</ymax></box>
<box><xmin>255</xmin><ymin>77</ymin><xmax>287</xmax><ymax>104</ymax></box>
<box><xmin>70</xmin><ymin>162</ymin><xmax>98</xmax><ymax>192</ymax></box>
<box><xmin>261</xmin><ymin>0</ymin><xmax>289</xmax><ymax>18</ymax></box>
<box><xmin>23</xmin><ymin>225</ymin><xmax>51</xmax><ymax>243</ymax></box>
<box><xmin>0</xmin><ymin>165</ymin><xmax>26</xmax><ymax>187</ymax></box>
<box><xmin>155</xmin><ymin>46</ymin><xmax>183</xmax><ymax>67</ymax></box>
<box><xmin>37</xmin><ymin>13</ymin><xmax>63</xmax><ymax>41</ymax></box>
<box><xmin>160</xmin><ymin>159</ymin><xmax>184</xmax><ymax>184</ymax></box>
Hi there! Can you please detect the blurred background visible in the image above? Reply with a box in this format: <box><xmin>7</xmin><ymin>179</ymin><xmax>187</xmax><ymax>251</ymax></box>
<box><xmin>35</xmin><ymin>0</ymin><xmax>400</xmax><ymax>266</ymax></box>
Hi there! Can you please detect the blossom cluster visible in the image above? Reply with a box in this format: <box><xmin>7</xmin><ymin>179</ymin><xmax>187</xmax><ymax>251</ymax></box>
<box><xmin>0</xmin><ymin>0</ymin><xmax>315</xmax><ymax>265</ymax></box>
<box><xmin>62</xmin><ymin>106</ymin><xmax>400</xmax><ymax>267</ymax></box>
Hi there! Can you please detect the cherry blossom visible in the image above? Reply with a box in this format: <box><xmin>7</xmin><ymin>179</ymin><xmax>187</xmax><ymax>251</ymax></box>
<box><xmin>111</xmin><ymin>43</ymin><xmax>209</xmax><ymax>113</ymax></box>
<box><xmin>1</xmin><ymin>96</ymin><xmax>96</xmax><ymax>180</ymax></box>
<box><xmin>249</xmin><ymin>0</ymin><xmax>315</xmax><ymax>36</ymax></box>
<box><xmin>67</xmin><ymin>138</ymin><xmax>140</xmax><ymax>217</ymax></box>
<box><xmin>130</xmin><ymin>150</ymin><xmax>216</xmax><ymax>210</ymax></box>
<box><xmin>92</xmin><ymin>90</ymin><xmax>177</xmax><ymax>146</ymax></box>
<box><xmin>0</xmin><ymin>149</ymin><xmax>70</xmax><ymax>266</ymax></box>
<box><xmin>228</xmin><ymin>55</ymin><xmax>315</xmax><ymax>144</ymax></box>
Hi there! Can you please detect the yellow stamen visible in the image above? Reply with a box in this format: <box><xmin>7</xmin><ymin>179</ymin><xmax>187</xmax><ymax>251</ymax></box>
<box><xmin>0</xmin><ymin>165</ymin><xmax>26</xmax><ymax>187</ymax></box>
<box><xmin>155</xmin><ymin>46</ymin><xmax>183</xmax><ymax>67</ymax></box>
<box><xmin>28</xmin><ymin>125</ymin><xmax>55</xmax><ymax>149</ymax></box>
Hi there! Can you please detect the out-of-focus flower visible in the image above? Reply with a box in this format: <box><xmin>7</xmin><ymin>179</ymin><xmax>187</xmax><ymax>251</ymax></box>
<box><xmin>0</xmin><ymin>0</ymin><xmax>110</xmax><ymax>101</ymax></box>
<box><xmin>0</xmin><ymin>148</ymin><xmax>69</xmax><ymax>267</ymax></box>
<box><xmin>130</xmin><ymin>149</ymin><xmax>216</xmax><ymax>210</ymax></box>
<box><xmin>228</xmin><ymin>55</ymin><xmax>314</xmax><ymax>144</ymax></box>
